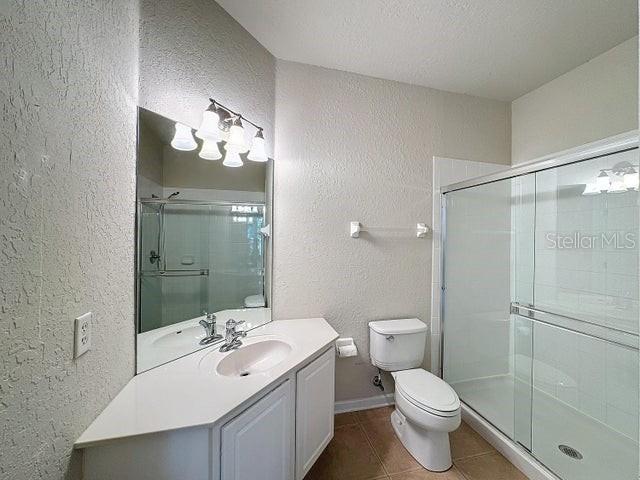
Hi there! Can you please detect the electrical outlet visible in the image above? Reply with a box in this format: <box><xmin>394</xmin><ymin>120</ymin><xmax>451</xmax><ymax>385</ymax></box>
<box><xmin>74</xmin><ymin>312</ymin><xmax>92</xmax><ymax>358</ymax></box>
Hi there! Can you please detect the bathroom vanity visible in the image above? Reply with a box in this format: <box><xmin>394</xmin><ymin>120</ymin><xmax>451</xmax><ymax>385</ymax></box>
<box><xmin>76</xmin><ymin>318</ymin><xmax>338</xmax><ymax>480</ymax></box>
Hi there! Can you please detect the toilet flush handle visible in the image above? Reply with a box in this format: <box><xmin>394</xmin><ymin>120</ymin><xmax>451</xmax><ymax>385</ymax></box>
<box><xmin>386</xmin><ymin>335</ymin><xmax>394</xmax><ymax>342</ymax></box>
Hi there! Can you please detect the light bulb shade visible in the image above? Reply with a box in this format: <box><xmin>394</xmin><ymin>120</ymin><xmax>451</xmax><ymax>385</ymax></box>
<box><xmin>199</xmin><ymin>139</ymin><xmax>222</xmax><ymax>160</ymax></box>
<box><xmin>623</xmin><ymin>171</ymin><xmax>639</xmax><ymax>190</ymax></box>
<box><xmin>247</xmin><ymin>130</ymin><xmax>267</xmax><ymax>162</ymax></box>
<box><xmin>582</xmin><ymin>183</ymin><xmax>599</xmax><ymax>196</ymax></box>
<box><xmin>596</xmin><ymin>171</ymin><xmax>610</xmax><ymax>192</ymax></box>
<box><xmin>171</xmin><ymin>123</ymin><xmax>197</xmax><ymax>151</ymax></box>
<box><xmin>609</xmin><ymin>177</ymin><xmax>627</xmax><ymax>193</ymax></box>
<box><xmin>223</xmin><ymin>147</ymin><xmax>244</xmax><ymax>167</ymax></box>
<box><xmin>195</xmin><ymin>109</ymin><xmax>220</xmax><ymax>141</ymax></box>
<box><xmin>224</xmin><ymin>117</ymin><xmax>247</xmax><ymax>153</ymax></box>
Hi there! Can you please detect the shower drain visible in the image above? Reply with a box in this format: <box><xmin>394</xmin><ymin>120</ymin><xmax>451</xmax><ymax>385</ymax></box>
<box><xmin>558</xmin><ymin>444</ymin><xmax>583</xmax><ymax>460</ymax></box>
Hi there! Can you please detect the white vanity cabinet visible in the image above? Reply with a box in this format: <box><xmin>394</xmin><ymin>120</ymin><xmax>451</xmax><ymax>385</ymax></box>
<box><xmin>81</xmin><ymin>344</ymin><xmax>336</xmax><ymax>480</ymax></box>
<box><xmin>295</xmin><ymin>347</ymin><xmax>335</xmax><ymax>479</ymax></box>
<box><xmin>221</xmin><ymin>380</ymin><xmax>295</xmax><ymax>480</ymax></box>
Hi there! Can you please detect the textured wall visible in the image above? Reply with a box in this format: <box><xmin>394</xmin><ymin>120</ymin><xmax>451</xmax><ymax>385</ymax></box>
<box><xmin>0</xmin><ymin>1</ymin><xmax>138</xmax><ymax>479</ymax></box>
<box><xmin>139</xmin><ymin>0</ymin><xmax>276</xmax><ymax>158</ymax></box>
<box><xmin>273</xmin><ymin>60</ymin><xmax>511</xmax><ymax>401</ymax></box>
<box><xmin>512</xmin><ymin>37</ymin><xmax>638</xmax><ymax>164</ymax></box>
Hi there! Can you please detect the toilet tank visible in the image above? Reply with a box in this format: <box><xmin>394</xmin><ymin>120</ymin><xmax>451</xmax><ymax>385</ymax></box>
<box><xmin>369</xmin><ymin>318</ymin><xmax>428</xmax><ymax>371</ymax></box>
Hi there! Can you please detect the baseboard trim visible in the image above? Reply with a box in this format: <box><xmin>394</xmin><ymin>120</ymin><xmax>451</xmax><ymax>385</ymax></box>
<box><xmin>461</xmin><ymin>402</ymin><xmax>560</xmax><ymax>480</ymax></box>
<box><xmin>334</xmin><ymin>393</ymin><xmax>395</xmax><ymax>414</ymax></box>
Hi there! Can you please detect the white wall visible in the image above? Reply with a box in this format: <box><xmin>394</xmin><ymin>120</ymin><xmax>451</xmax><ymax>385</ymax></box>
<box><xmin>512</xmin><ymin>37</ymin><xmax>638</xmax><ymax>165</ymax></box>
<box><xmin>0</xmin><ymin>1</ymin><xmax>138</xmax><ymax>478</ymax></box>
<box><xmin>273</xmin><ymin>60</ymin><xmax>510</xmax><ymax>401</ymax></box>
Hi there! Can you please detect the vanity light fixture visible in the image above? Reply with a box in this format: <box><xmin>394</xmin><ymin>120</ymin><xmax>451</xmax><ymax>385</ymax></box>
<box><xmin>172</xmin><ymin>99</ymin><xmax>269</xmax><ymax>167</ymax></box>
<box><xmin>225</xmin><ymin>116</ymin><xmax>248</xmax><ymax>153</ymax></box>
<box><xmin>583</xmin><ymin>162</ymin><xmax>639</xmax><ymax>195</ymax></box>
<box><xmin>223</xmin><ymin>146</ymin><xmax>244</xmax><ymax>167</ymax></box>
<box><xmin>247</xmin><ymin>129</ymin><xmax>268</xmax><ymax>162</ymax></box>
<box><xmin>582</xmin><ymin>183</ymin><xmax>599</xmax><ymax>196</ymax></box>
<box><xmin>195</xmin><ymin>104</ymin><xmax>221</xmax><ymax>141</ymax></box>
<box><xmin>199</xmin><ymin>139</ymin><xmax>222</xmax><ymax>160</ymax></box>
<box><xmin>171</xmin><ymin>123</ymin><xmax>198</xmax><ymax>151</ymax></box>
<box><xmin>624</xmin><ymin>167</ymin><xmax>639</xmax><ymax>190</ymax></box>
<box><xmin>206</xmin><ymin>99</ymin><xmax>266</xmax><ymax>164</ymax></box>
<box><xmin>595</xmin><ymin>170</ymin><xmax>610</xmax><ymax>192</ymax></box>
<box><xmin>608</xmin><ymin>176</ymin><xmax>627</xmax><ymax>193</ymax></box>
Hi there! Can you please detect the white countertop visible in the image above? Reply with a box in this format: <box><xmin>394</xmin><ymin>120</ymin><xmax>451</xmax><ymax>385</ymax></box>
<box><xmin>76</xmin><ymin>318</ymin><xmax>338</xmax><ymax>449</ymax></box>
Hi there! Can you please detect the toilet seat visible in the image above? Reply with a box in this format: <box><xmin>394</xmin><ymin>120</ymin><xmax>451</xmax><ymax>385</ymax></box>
<box><xmin>394</xmin><ymin>369</ymin><xmax>460</xmax><ymax>417</ymax></box>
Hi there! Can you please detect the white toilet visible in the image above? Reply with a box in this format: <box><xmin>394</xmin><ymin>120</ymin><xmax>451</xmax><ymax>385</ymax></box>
<box><xmin>369</xmin><ymin>318</ymin><xmax>461</xmax><ymax>472</ymax></box>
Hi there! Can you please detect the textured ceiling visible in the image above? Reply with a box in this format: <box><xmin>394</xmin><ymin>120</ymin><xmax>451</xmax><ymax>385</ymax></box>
<box><xmin>217</xmin><ymin>0</ymin><xmax>637</xmax><ymax>101</ymax></box>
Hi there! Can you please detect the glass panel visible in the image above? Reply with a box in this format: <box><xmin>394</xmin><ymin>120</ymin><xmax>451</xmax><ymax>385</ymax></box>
<box><xmin>443</xmin><ymin>148</ymin><xmax>639</xmax><ymax>480</ymax></box>
<box><xmin>513</xmin><ymin>315</ymin><xmax>533</xmax><ymax>450</ymax></box>
<box><xmin>139</xmin><ymin>203</ymin><xmax>266</xmax><ymax>333</ymax></box>
<box><xmin>207</xmin><ymin>204</ymin><xmax>265</xmax><ymax>311</ymax></box>
<box><xmin>139</xmin><ymin>203</ymin><xmax>163</xmax><ymax>331</ymax></box>
<box><xmin>443</xmin><ymin>175</ymin><xmax>535</xmax><ymax>440</ymax></box>
<box><xmin>534</xmin><ymin>149</ymin><xmax>639</xmax><ymax>335</ymax></box>
<box><xmin>530</xmin><ymin>150</ymin><xmax>639</xmax><ymax>479</ymax></box>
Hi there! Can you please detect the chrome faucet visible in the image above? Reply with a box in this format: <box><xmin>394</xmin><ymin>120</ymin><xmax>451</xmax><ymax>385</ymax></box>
<box><xmin>199</xmin><ymin>311</ymin><xmax>222</xmax><ymax>345</ymax></box>
<box><xmin>219</xmin><ymin>319</ymin><xmax>247</xmax><ymax>352</ymax></box>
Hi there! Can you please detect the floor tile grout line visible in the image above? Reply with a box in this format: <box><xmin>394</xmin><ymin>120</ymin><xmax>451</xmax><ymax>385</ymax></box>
<box><xmin>358</xmin><ymin>422</ymin><xmax>392</xmax><ymax>478</ymax></box>
<box><xmin>359</xmin><ymin>415</ymin><xmax>427</xmax><ymax>478</ymax></box>
<box><xmin>453</xmin><ymin>449</ymin><xmax>499</xmax><ymax>463</ymax></box>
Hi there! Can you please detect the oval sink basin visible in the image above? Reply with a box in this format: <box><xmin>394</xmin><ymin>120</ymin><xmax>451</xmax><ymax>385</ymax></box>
<box><xmin>216</xmin><ymin>339</ymin><xmax>292</xmax><ymax>377</ymax></box>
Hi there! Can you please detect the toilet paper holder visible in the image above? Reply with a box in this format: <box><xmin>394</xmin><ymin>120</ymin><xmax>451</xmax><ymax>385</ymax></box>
<box><xmin>335</xmin><ymin>337</ymin><xmax>358</xmax><ymax>358</ymax></box>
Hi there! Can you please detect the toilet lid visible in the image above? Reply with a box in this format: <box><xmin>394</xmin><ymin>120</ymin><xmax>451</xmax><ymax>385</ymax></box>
<box><xmin>395</xmin><ymin>369</ymin><xmax>460</xmax><ymax>414</ymax></box>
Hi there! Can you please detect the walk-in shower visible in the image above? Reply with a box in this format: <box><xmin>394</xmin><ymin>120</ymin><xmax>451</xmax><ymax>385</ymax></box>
<box><xmin>441</xmin><ymin>135</ymin><xmax>639</xmax><ymax>480</ymax></box>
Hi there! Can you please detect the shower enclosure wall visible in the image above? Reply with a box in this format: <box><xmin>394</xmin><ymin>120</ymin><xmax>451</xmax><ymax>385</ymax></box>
<box><xmin>441</xmin><ymin>138</ymin><xmax>639</xmax><ymax>480</ymax></box>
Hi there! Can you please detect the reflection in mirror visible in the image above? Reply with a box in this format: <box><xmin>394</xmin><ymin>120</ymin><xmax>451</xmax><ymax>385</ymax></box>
<box><xmin>136</xmin><ymin>107</ymin><xmax>272</xmax><ymax>372</ymax></box>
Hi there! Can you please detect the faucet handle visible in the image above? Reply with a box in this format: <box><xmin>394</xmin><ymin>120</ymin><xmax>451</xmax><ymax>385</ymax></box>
<box><xmin>225</xmin><ymin>319</ymin><xmax>246</xmax><ymax>337</ymax></box>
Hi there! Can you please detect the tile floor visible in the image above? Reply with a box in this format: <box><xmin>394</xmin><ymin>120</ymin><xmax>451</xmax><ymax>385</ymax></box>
<box><xmin>304</xmin><ymin>406</ymin><xmax>528</xmax><ymax>480</ymax></box>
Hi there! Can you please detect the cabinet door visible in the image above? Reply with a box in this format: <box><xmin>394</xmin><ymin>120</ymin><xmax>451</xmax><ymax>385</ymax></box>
<box><xmin>295</xmin><ymin>348</ymin><xmax>335</xmax><ymax>479</ymax></box>
<box><xmin>221</xmin><ymin>380</ymin><xmax>294</xmax><ymax>480</ymax></box>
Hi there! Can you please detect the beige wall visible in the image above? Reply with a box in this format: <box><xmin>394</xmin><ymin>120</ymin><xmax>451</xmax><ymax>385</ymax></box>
<box><xmin>0</xmin><ymin>1</ymin><xmax>138</xmax><ymax>478</ymax></box>
<box><xmin>512</xmin><ymin>37</ymin><xmax>638</xmax><ymax>165</ymax></box>
<box><xmin>272</xmin><ymin>60</ymin><xmax>510</xmax><ymax>401</ymax></box>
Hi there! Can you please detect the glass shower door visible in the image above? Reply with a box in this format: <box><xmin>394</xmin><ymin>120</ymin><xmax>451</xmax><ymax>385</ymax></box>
<box><xmin>528</xmin><ymin>149</ymin><xmax>639</xmax><ymax>480</ymax></box>
<box><xmin>442</xmin><ymin>174</ymin><xmax>535</xmax><ymax>441</ymax></box>
<box><xmin>442</xmin><ymin>147</ymin><xmax>639</xmax><ymax>480</ymax></box>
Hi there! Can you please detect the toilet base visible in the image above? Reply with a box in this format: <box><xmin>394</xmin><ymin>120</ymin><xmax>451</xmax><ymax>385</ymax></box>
<box><xmin>390</xmin><ymin>409</ymin><xmax>453</xmax><ymax>472</ymax></box>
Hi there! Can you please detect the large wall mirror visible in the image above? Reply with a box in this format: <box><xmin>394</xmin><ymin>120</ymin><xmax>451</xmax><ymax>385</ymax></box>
<box><xmin>136</xmin><ymin>107</ymin><xmax>273</xmax><ymax>372</ymax></box>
